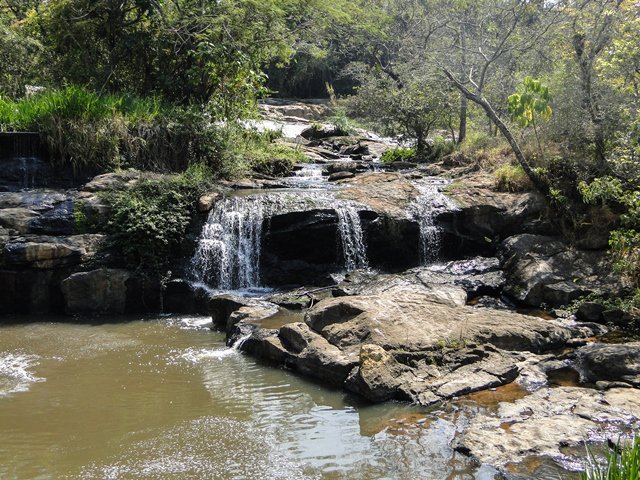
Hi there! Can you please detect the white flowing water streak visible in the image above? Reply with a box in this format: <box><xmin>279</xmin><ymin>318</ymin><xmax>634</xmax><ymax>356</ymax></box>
<box><xmin>192</xmin><ymin>196</ymin><xmax>269</xmax><ymax>290</ymax></box>
<box><xmin>409</xmin><ymin>180</ymin><xmax>456</xmax><ymax>265</ymax></box>
<box><xmin>0</xmin><ymin>352</ymin><xmax>44</xmax><ymax>397</ymax></box>
<box><xmin>335</xmin><ymin>204</ymin><xmax>368</xmax><ymax>271</ymax></box>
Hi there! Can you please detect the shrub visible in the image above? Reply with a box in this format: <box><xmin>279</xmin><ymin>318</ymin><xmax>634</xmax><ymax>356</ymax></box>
<box><xmin>105</xmin><ymin>164</ymin><xmax>213</xmax><ymax>277</ymax></box>
<box><xmin>494</xmin><ymin>164</ymin><xmax>533</xmax><ymax>192</ymax></box>
<box><xmin>381</xmin><ymin>148</ymin><xmax>417</xmax><ymax>164</ymax></box>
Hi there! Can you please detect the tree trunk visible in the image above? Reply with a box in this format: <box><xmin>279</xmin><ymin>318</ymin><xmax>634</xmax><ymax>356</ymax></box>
<box><xmin>443</xmin><ymin>68</ymin><xmax>548</xmax><ymax>193</ymax></box>
<box><xmin>458</xmin><ymin>95</ymin><xmax>467</xmax><ymax>144</ymax></box>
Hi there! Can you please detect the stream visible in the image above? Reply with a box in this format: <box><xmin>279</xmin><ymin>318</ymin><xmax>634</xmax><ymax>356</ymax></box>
<box><xmin>0</xmin><ymin>315</ymin><xmax>575</xmax><ymax>479</ymax></box>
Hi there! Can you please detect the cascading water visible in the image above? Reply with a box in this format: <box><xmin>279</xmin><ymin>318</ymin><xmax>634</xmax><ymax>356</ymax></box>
<box><xmin>191</xmin><ymin>196</ymin><xmax>268</xmax><ymax>290</ymax></box>
<box><xmin>191</xmin><ymin>187</ymin><xmax>371</xmax><ymax>290</ymax></box>
<box><xmin>336</xmin><ymin>204</ymin><xmax>368</xmax><ymax>271</ymax></box>
<box><xmin>409</xmin><ymin>181</ymin><xmax>456</xmax><ymax>265</ymax></box>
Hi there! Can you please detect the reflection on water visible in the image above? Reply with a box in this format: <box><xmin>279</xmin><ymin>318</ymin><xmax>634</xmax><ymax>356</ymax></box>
<box><xmin>0</xmin><ymin>316</ymin><xmax>573</xmax><ymax>479</ymax></box>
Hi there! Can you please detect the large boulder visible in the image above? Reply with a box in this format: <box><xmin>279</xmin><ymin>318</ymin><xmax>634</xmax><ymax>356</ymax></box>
<box><xmin>61</xmin><ymin>268</ymin><xmax>130</xmax><ymax>314</ymax></box>
<box><xmin>577</xmin><ymin>342</ymin><xmax>640</xmax><ymax>386</ymax></box>
<box><xmin>500</xmin><ymin>234</ymin><xmax>621</xmax><ymax>308</ymax></box>
<box><xmin>305</xmin><ymin>293</ymin><xmax>577</xmax><ymax>354</ymax></box>
<box><xmin>440</xmin><ymin>172</ymin><xmax>551</xmax><ymax>256</ymax></box>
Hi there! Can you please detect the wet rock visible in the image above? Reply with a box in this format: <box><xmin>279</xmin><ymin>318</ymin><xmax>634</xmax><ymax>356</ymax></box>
<box><xmin>326</xmin><ymin>162</ymin><xmax>358</xmax><ymax>175</ymax></box>
<box><xmin>163</xmin><ymin>279</ymin><xmax>209</xmax><ymax>314</ymax></box>
<box><xmin>209</xmin><ymin>294</ymin><xmax>278</xmax><ymax>331</ymax></box>
<box><xmin>2</xmin><ymin>234</ymin><xmax>103</xmax><ymax>269</ymax></box>
<box><xmin>577</xmin><ymin>343</ymin><xmax>640</xmax><ymax>386</ymax></box>
<box><xmin>0</xmin><ymin>269</ymin><xmax>62</xmax><ymax>314</ymax></box>
<box><xmin>61</xmin><ymin>268</ymin><xmax>130</xmax><ymax>314</ymax></box>
<box><xmin>328</xmin><ymin>171</ymin><xmax>355</xmax><ymax>182</ymax></box>
<box><xmin>197</xmin><ymin>192</ymin><xmax>223</xmax><ymax>213</ymax></box>
<box><xmin>0</xmin><ymin>208</ymin><xmax>39</xmax><ymax>234</ymax></box>
<box><xmin>500</xmin><ymin>234</ymin><xmax>621</xmax><ymax>308</ymax></box>
<box><xmin>456</xmin><ymin>387</ymin><xmax>640</xmax><ymax>469</ymax></box>
<box><xmin>576</xmin><ymin>302</ymin><xmax>605</xmax><ymax>322</ymax></box>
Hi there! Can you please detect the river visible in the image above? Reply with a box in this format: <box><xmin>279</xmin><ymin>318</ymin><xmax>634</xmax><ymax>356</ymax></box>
<box><xmin>0</xmin><ymin>315</ymin><xmax>579</xmax><ymax>479</ymax></box>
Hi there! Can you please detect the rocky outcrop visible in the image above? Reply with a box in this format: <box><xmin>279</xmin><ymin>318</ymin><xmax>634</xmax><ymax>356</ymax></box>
<box><xmin>440</xmin><ymin>172</ymin><xmax>551</xmax><ymax>256</ymax></box>
<box><xmin>577</xmin><ymin>342</ymin><xmax>640</xmax><ymax>387</ymax></box>
<box><xmin>2</xmin><ymin>234</ymin><xmax>103</xmax><ymax>269</ymax></box>
<box><xmin>456</xmin><ymin>386</ymin><xmax>640</xmax><ymax>468</ymax></box>
<box><xmin>221</xmin><ymin>276</ymin><xmax>600</xmax><ymax>406</ymax></box>
<box><xmin>500</xmin><ymin>234</ymin><xmax>622</xmax><ymax>308</ymax></box>
<box><xmin>60</xmin><ymin>268</ymin><xmax>131</xmax><ymax>315</ymax></box>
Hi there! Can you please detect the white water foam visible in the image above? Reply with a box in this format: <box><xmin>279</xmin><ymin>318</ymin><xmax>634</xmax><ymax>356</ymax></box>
<box><xmin>0</xmin><ymin>351</ymin><xmax>45</xmax><ymax>397</ymax></box>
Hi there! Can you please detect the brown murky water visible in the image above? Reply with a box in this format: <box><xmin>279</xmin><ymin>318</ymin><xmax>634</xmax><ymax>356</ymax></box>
<box><xmin>0</xmin><ymin>315</ymin><xmax>577</xmax><ymax>479</ymax></box>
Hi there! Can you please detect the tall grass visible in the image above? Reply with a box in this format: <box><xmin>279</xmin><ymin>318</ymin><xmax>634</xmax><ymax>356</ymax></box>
<box><xmin>0</xmin><ymin>86</ymin><xmax>306</xmax><ymax>177</ymax></box>
<box><xmin>0</xmin><ymin>86</ymin><xmax>164</xmax><ymax>131</ymax></box>
<box><xmin>582</xmin><ymin>437</ymin><xmax>640</xmax><ymax>480</ymax></box>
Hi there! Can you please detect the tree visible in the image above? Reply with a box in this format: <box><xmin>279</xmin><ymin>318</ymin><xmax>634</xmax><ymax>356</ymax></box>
<box><xmin>508</xmin><ymin>76</ymin><xmax>553</xmax><ymax>159</ymax></box>
<box><xmin>436</xmin><ymin>0</ymin><xmax>562</xmax><ymax>192</ymax></box>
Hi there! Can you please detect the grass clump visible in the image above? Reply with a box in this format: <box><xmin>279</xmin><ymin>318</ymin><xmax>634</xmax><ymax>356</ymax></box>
<box><xmin>381</xmin><ymin>148</ymin><xmax>417</xmax><ymax>164</ymax></box>
<box><xmin>582</xmin><ymin>437</ymin><xmax>640</xmax><ymax>480</ymax></box>
<box><xmin>494</xmin><ymin>163</ymin><xmax>533</xmax><ymax>192</ymax></box>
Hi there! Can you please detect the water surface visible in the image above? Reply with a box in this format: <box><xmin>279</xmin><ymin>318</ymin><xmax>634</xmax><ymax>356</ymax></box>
<box><xmin>0</xmin><ymin>316</ymin><xmax>575</xmax><ymax>479</ymax></box>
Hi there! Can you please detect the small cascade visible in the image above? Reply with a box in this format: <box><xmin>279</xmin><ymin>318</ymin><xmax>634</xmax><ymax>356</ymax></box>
<box><xmin>409</xmin><ymin>181</ymin><xmax>456</xmax><ymax>265</ymax></box>
<box><xmin>192</xmin><ymin>196</ymin><xmax>269</xmax><ymax>290</ymax></box>
<box><xmin>335</xmin><ymin>204</ymin><xmax>368</xmax><ymax>271</ymax></box>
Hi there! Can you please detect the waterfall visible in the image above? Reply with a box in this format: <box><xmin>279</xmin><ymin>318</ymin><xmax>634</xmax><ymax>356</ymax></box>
<box><xmin>192</xmin><ymin>196</ymin><xmax>268</xmax><ymax>290</ymax></box>
<box><xmin>335</xmin><ymin>204</ymin><xmax>368</xmax><ymax>271</ymax></box>
<box><xmin>409</xmin><ymin>182</ymin><xmax>456</xmax><ymax>265</ymax></box>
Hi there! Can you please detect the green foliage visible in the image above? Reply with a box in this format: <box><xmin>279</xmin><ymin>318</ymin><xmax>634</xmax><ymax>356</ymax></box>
<box><xmin>508</xmin><ymin>77</ymin><xmax>553</xmax><ymax>128</ymax></box>
<box><xmin>106</xmin><ymin>165</ymin><xmax>213</xmax><ymax>276</ymax></box>
<box><xmin>245</xmin><ymin>142</ymin><xmax>306</xmax><ymax>177</ymax></box>
<box><xmin>579</xmin><ymin>177</ymin><xmax>626</xmax><ymax>206</ymax></box>
<box><xmin>582</xmin><ymin>436</ymin><xmax>640</xmax><ymax>480</ymax></box>
<box><xmin>381</xmin><ymin>148</ymin><xmax>417</xmax><ymax>164</ymax></box>
<box><xmin>494</xmin><ymin>164</ymin><xmax>533</xmax><ymax>192</ymax></box>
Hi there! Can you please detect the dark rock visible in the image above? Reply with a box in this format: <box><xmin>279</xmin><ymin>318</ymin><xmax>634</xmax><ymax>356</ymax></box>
<box><xmin>577</xmin><ymin>343</ymin><xmax>640</xmax><ymax>386</ymax></box>
<box><xmin>385</xmin><ymin>161</ymin><xmax>417</xmax><ymax>170</ymax></box>
<box><xmin>500</xmin><ymin>234</ymin><xmax>621</xmax><ymax>308</ymax></box>
<box><xmin>601</xmin><ymin>308</ymin><xmax>628</xmax><ymax>327</ymax></box>
<box><xmin>163</xmin><ymin>279</ymin><xmax>209</xmax><ymax>314</ymax></box>
<box><xmin>328</xmin><ymin>171</ymin><xmax>355</xmax><ymax>181</ymax></box>
<box><xmin>326</xmin><ymin>162</ymin><xmax>358</xmax><ymax>175</ymax></box>
<box><xmin>300</xmin><ymin>125</ymin><xmax>347</xmax><ymax>140</ymax></box>
<box><xmin>576</xmin><ymin>302</ymin><xmax>605</xmax><ymax>322</ymax></box>
<box><xmin>208</xmin><ymin>294</ymin><xmax>277</xmax><ymax>331</ymax></box>
<box><xmin>61</xmin><ymin>268</ymin><xmax>130</xmax><ymax>315</ymax></box>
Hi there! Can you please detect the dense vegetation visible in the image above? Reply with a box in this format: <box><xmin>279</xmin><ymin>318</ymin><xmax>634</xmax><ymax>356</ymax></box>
<box><xmin>1</xmin><ymin>0</ymin><xmax>639</xmax><ymax>313</ymax></box>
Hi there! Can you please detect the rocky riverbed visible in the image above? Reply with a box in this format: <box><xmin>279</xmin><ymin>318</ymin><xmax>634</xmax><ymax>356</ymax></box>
<box><xmin>1</xmin><ymin>99</ymin><xmax>639</xmax><ymax>477</ymax></box>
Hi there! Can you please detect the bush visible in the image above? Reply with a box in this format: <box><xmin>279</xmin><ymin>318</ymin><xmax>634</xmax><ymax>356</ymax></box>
<box><xmin>105</xmin><ymin>164</ymin><xmax>213</xmax><ymax>277</ymax></box>
<box><xmin>381</xmin><ymin>148</ymin><xmax>417</xmax><ymax>164</ymax></box>
<box><xmin>494</xmin><ymin>164</ymin><xmax>533</xmax><ymax>192</ymax></box>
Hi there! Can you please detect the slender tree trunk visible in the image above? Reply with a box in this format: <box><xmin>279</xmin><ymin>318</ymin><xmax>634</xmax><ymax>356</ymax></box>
<box><xmin>458</xmin><ymin>95</ymin><xmax>467</xmax><ymax>144</ymax></box>
<box><xmin>443</xmin><ymin>68</ymin><xmax>548</xmax><ymax>193</ymax></box>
